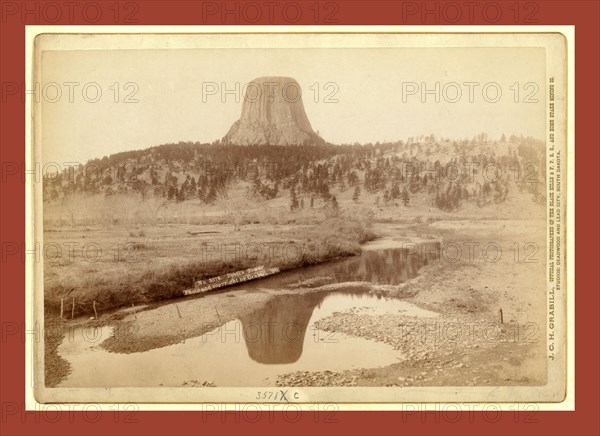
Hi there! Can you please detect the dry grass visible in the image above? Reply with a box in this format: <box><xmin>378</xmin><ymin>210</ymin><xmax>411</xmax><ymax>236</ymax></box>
<box><xmin>43</xmin><ymin>197</ymin><xmax>376</xmax><ymax>318</ymax></box>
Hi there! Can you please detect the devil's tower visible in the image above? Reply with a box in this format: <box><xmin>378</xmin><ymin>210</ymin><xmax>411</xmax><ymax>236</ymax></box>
<box><xmin>222</xmin><ymin>77</ymin><xmax>323</xmax><ymax>146</ymax></box>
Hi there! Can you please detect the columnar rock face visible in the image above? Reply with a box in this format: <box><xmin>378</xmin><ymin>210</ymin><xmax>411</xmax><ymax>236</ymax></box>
<box><xmin>222</xmin><ymin>77</ymin><xmax>323</xmax><ymax>146</ymax></box>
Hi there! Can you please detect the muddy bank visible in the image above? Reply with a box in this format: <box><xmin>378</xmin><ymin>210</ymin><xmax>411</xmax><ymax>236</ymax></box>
<box><xmin>101</xmin><ymin>290</ymin><xmax>273</xmax><ymax>354</ymax></box>
<box><xmin>43</xmin><ymin>317</ymin><xmax>71</xmax><ymax>387</ymax></box>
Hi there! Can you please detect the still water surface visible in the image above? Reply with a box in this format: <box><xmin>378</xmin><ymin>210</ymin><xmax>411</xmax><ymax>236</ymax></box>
<box><xmin>57</xmin><ymin>247</ymin><xmax>439</xmax><ymax>387</ymax></box>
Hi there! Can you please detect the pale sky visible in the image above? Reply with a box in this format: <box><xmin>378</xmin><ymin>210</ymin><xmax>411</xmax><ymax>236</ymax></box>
<box><xmin>42</xmin><ymin>47</ymin><xmax>546</xmax><ymax>164</ymax></box>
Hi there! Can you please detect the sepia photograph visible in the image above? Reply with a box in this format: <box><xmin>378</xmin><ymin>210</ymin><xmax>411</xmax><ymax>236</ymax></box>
<box><xmin>29</xmin><ymin>29</ymin><xmax>569</xmax><ymax>405</ymax></box>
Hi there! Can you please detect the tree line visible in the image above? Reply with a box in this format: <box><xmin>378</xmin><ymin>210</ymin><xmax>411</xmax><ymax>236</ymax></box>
<box><xmin>43</xmin><ymin>135</ymin><xmax>545</xmax><ymax>212</ymax></box>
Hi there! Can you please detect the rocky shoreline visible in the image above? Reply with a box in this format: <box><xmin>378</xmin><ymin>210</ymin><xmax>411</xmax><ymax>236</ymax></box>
<box><xmin>275</xmin><ymin>232</ymin><xmax>547</xmax><ymax>387</ymax></box>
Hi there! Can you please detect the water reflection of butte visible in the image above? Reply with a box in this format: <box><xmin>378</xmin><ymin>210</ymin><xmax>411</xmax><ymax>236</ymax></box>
<box><xmin>239</xmin><ymin>293</ymin><xmax>325</xmax><ymax>365</ymax></box>
<box><xmin>237</xmin><ymin>247</ymin><xmax>435</xmax><ymax>364</ymax></box>
<box><xmin>328</xmin><ymin>248</ymin><xmax>430</xmax><ymax>285</ymax></box>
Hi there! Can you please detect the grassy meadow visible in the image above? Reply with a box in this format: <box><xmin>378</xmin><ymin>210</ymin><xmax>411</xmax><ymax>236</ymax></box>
<box><xmin>43</xmin><ymin>193</ymin><xmax>377</xmax><ymax>318</ymax></box>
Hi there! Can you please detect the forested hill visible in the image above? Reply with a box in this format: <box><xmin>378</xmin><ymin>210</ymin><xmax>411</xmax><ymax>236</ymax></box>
<box><xmin>44</xmin><ymin>134</ymin><xmax>546</xmax><ymax>212</ymax></box>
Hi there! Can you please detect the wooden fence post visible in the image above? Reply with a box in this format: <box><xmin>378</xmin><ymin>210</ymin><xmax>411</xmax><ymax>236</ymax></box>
<box><xmin>71</xmin><ymin>298</ymin><xmax>75</xmax><ymax>320</ymax></box>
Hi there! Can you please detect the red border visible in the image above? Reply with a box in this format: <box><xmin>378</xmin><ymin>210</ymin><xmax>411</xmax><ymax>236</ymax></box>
<box><xmin>1</xmin><ymin>1</ymin><xmax>598</xmax><ymax>435</ymax></box>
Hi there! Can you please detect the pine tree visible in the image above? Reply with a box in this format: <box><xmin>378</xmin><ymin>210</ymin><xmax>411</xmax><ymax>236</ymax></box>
<box><xmin>352</xmin><ymin>185</ymin><xmax>361</xmax><ymax>202</ymax></box>
<box><xmin>181</xmin><ymin>177</ymin><xmax>190</xmax><ymax>200</ymax></box>
<box><xmin>197</xmin><ymin>183</ymin><xmax>206</xmax><ymax>202</ymax></box>
<box><xmin>290</xmin><ymin>186</ymin><xmax>299</xmax><ymax>211</ymax></box>
<box><xmin>252</xmin><ymin>178</ymin><xmax>262</xmax><ymax>196</ymax></box>
<box><xmin>167</xmin><ymin>185</ymin><xmax>176</xmax><ymax>200</ymax></box>
<box><xmin>347</xmin><ymin>171</ymin><xmax>359</xmax><ymax>187</ymax></box>
<box><xmin>164</xmin><ymin>171</ymin><xmax>173</xmax><ymax>186</ymax></box>
<box><xmin>401</xmin><ymin>187</ymin><xmax>410</xmax><ymax>206</ymax></box>
<box><xmin>390</xmin><ymin>182</ymin><xmax>400</xmax><ymax>200</ymax></box>
<box><xmin>330</xmin><ymin>195</ymin><xmax>339</xmax><ymax>211</ymax></box>
<box><xmin>319</xmin><ymin>182</ymin><xmax>330</xmax><ymax>200</ymax></box>
<box><xmin>383</xmin><ymin>189</ymin><xmax>390</xmax><ymax>205</ymax></box>
<box><xmin>176</xmin><ymin>186</ymin><xmax>185</xmax><ymax>203</ymax></box>
<box><xmin>189</xmin><ymin>176</ymin><xmax>197</xmax><ymax>196</ymax></box>
<box><xmin>205</xmin><ymin>185</ymin><xmax>217</xmax><ymax>204</ymax></box>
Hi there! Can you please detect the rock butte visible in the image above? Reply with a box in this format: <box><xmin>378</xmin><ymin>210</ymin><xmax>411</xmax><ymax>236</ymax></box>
<box><xmin>222</xmin><ymin>76</ymin><xmax>323</xmax><ymax>146</ymax></box>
